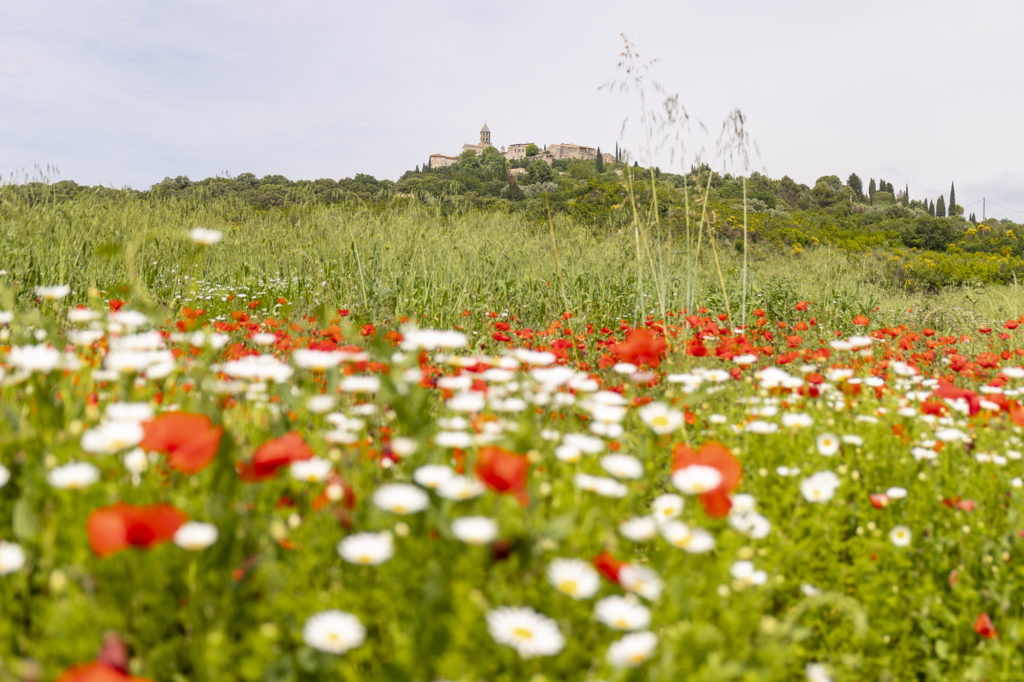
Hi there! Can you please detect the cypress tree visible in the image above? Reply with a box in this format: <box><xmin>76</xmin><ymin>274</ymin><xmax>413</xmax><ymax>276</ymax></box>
<box><xmin>847</xmin><ymin>173</ymin><xmax>863</xmax><ymax>198</ymax></box>
<box><xmin>936</xmin><ymin>195</ymin><xmax>946</xmax><ymax>217</ymax></box>
<box><xmin>949</xmin><ymin>182</ymin><xmax>956</xmax><ymax>214</ymax></box>
<box><xmin>928</xmin><ymin>200</ymin><xmax>935</xmax><ymax>217</ymax></box>
<box><xmin>595</xmin><ymin>147</ymin><xmax>604</xmax><ymax>173</ymax></box>
<box><xmin>903</xmin><ymin>184</ymin><xmax>909</xmax><ymax>206</ymax></box>
<box><xmin>868</xmin><ymin>178</ymin><xmax>876</xmax><ymax>203</ymax></box>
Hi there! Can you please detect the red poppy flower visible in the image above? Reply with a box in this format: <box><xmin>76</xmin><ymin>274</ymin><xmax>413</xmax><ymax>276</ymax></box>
<box><xmin>974</xmin><ymin>613</ymin><xmax>997</xmax><ymax>639</ymax></box>
<box><xmin>672</xmin><ymin>442</ymin><xmax>742</xmax><ymax>518</ymax></box>
<box><xmin>613</xmin><ymin>327</ymin><xmax>667</xmax><ymax>369</ymax></box>
<box><xmin>87</xmin><ymin>503</ymin><xmax>187</xmax><ymax>557</ymax></box>
<box><xmin>239</xmin><ymin>432</ymin><xmax>314</xmax><ymax>482</ymax></box>
<box><xmin>869</xmin><ymin>493</ymin><xmax>890</xmax><ymax>509</ymax></box>
<box><xmin>139</xmin><ymin>412</ymin><xmax>222</xmax><ymax>475</ymax></box>
<box><xmin>592</xmin><ymin>551</ymin><xmax>627</xmax><ymax>584</ymax></box>
<box><xmin>475</xmin><ymin>446</ymin><xmax>529</xmax><ymax>505</ymax></box>
<box><xmin>852</xmin><ymin>315</ymin><xmax>870</xmax><ymax>326</ymax></box>
<box><xmin>57</xmin><ymin>662</ymin><xmax>155</xmax><ymax>682</ymax></box>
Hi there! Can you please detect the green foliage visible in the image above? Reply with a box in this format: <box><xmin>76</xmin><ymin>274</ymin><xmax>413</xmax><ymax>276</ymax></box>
<box><xmin>525</xmin><ymin>143</ymin><xmax>539</xmax><ymax>157</ymax></box>
<box><xmin>847</xmin><ymin>173</ymin><xmax>863</xmax><ymax>198</ymax></box>
<box><xmin>526</xmin><ymin>160</ymin><xmax>553</xmax><ymax>184</ymax></box>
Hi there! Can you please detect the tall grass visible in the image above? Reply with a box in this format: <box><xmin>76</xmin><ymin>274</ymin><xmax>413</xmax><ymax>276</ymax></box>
<box><xmin>0</xmin><ymin>190</ymin><xmax>1020</xmax><ymax>333</ymax></box>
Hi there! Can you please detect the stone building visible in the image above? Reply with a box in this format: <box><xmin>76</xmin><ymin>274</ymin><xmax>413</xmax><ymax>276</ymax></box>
<box><xmin>428</xmin><ymin>154</ymin><xmax>460</xmax><ymax>169</ymax></box>
<box><xmin>430</xmin><ymin>123</ymin><xmax>612</xmax><ymax>168</ymax></box>
<box><xmin>461</xmin><ymin>123</ymin><xmax>492</xmax><ymax>155</ymax></box>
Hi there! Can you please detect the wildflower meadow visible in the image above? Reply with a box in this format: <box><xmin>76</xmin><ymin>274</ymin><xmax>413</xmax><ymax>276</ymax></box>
<box><xmin>3</xmin><ymin>196</ymin><xmax>1024</xmax><ymax>682</ymax></box>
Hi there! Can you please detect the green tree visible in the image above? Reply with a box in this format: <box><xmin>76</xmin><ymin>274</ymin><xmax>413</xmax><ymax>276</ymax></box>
<box><xmin>928</xmin><ymin>199</ymin><xmax>935</xmax><ymax>217</ymax></box>
<box><xmin>811</xmin><ymin>175</ymin><xmax>844</xmax><ymax>207</ymax></box>
<box><xmin>949</xmin><ymin>182</ymin><xmax>956</xmax><ymax>211</ymax></box>
<box><xmin>525</xmin><ymin>143</ymin><xmax>539</xmax><ymax>157</ymax></box>
<box><xmin>501</xmin><ymin>182</ymin><xmax>524</xmax><ymax>200</ymax></box>
<box><xmin>847</xmin><ymin>173</ymin><xmax>863</xmax><ymax>198</ymax></box>
<box><xmin>479</xmin><ymin>146</ymin><xmax>508</xmax><ymax>181</ymax></box>
<box><xmin>936</xmin><ymin>195</ymin><xmax>946</xmax><ymax>217</ymax></box>
<box><xmin>595</xmin><ymin>147</ymin><xmax>604</xmax><ymax>173</ymax></box>
<box><xmin>527</xmin><ymin>160</ymin><xmax>553</xmax><ymax>183</ymax></box>
<box><xmin>868</xmin><ymin>178</ymin><xmax>877</xmax><ymax>203</ymax></box>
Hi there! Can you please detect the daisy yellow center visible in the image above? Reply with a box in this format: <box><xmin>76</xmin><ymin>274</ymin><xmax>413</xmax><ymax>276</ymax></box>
<box><xmin>614</xmin><ymin>618</ymin><xmax>631</xmax><ymax>629</ymax></box>
<box><xmin>513</xmin><ymin>626</ymin><xmax>534</xmax><ymax>640</ymax></box>
<box><xmin>692</xmin><ymin>483</ymin><xmax>707</xmax><ymax>493</ymax></box>
<box><xmin>557</xmin><ymin>579</ymin><xmax>578</xmax><ymax>595</ymax></box>
<box><xmin>327</xmin><ymin>632</ymin><xmax>341</xmax><ymax>642</ymax></box>
<box><xmin>358</xmin><ymin>554</ymin><xmax>374</xmax><ymax>564</ymax></box>
<box><xmin>307</xmin><ymin>474</ymin><xmax>319</xmax><ymax>482</ymax></box>
<box><xmin>628</xmin><ymin>653</ymin><xmax>647</xmax><ymax>663</ymax></box>
<box><xmin>662</xmin><ymin>507</ymin><xmax>675</xmax><ymax>516</ymax></box>
<box><xmin>392</xmin><ymin>504</ymin><xmax>407</xmax><ymax>513</ymax></box>
<box><xmin>652</xmin><ymin>416</ymin><xmax>669</xmax><ymax>427</ymax></box>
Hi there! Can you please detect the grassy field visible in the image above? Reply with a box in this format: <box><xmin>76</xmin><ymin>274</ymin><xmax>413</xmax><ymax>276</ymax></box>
<box><xmin>1</xmin><ymin>192</ymin><xmax>1021</xmax><ymax>332</ymax></box>
<box><xmin>1</xmin><ymin>192</ymin><xmax>1024</xmax><ymax>680</ymax></box>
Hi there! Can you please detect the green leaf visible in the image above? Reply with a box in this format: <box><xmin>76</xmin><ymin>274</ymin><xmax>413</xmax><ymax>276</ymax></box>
<box><xmin>12</xmin><ymin>498</ymin><xmax>38</xmax><ymax>541</ymax></box>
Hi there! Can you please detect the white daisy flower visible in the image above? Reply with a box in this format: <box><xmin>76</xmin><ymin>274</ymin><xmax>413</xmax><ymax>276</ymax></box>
<box><xmin>606</xmin><ymin>631</ymin><xmax>658</xmax><ymax>667</ymax></box>
<box><xmin>46</xmin><ymin>462</ymin><xmax>100</xmax><ymax>490</ymax></box>
<box><xmin>8</xmin><ymin>345</ymin><xmax>61</xmax><ymax>373</ymax></box>
<box><xmin>290</xmin><ymin>457</ymin><xmax>332</xmax><ymax>483</ymax></box>
<box><xmin>337</xmin><ymin>531</ymin><xmax>394</xmax><ymax>565</ymax></box>
<box><xmin>800</xmin><ymin>471</ymin><xmax>841</xmax><ymax>503</ymax></box>
<box><xmin>34</xmin><ymin>284</ymin><xmax>70</xmax><ymax>300</ymax></box>
<box><xmin>660</xmin><ymin>520</ymin><xmax>715</xmax><ymax>553</ymax></box>
<box><xmin>885</xmin><ymin>486</ymin><xmax>907</xmax><ymax>499</ymax></box>
<box><xmin>575</xmin><ymin>473</ymin><xmax>628</xmax><ymax>498</ymax></box>
<box><xmin>619</xmin><ymin>564</ymin><xmax>662</xmax><ymax>601</ymax></box>
<box><xmin>595</xmin><ymin>595</ymin><xmax>651</xmax><ymax>631</ymax></box>
<box><xmin>189</xmin><ymin>227</ymin><xmax>223</xmax><ymax>245</ymax></box>
<box><xmin>174</xmin><ymin>522</ymin><xmax>219</xmax><ymax>551</ymax></box>
<box><xmin>436</xmin><ymin>476</ymin><xmax>485</xmax><ymax>501</ymax></box>
<box><xmin>373</xmin><ymin>484</ymin><xmax>429</xmax><ymax>515</ymax></box>
<box><xmin>638</xmin><ymin>402</ymin><xmax>683</xmax><ymax>435</ymax></box>
<box><xmin>413</xmin><ymin>464</ymin><xmax>455</xmax><ymax>490</ymax></box>
<box><xmin>0</xmin><ymin>541</ymin><xmax>26</xmax><ymax>575</ymax></box>
<box><xmin>619</xmin><ymin>516</ymin><xmax>658</xmax><ymax>542</ymax></box>
<box><xmin>339</xmin><ymin>376</ymin><xmax>380</xmax><ymax>394</ymax></box>
<box><xmin>0</xmin><ymin>464</ymin><xmax>9</xmax><ymax>489</ymax></box>
<box><xmin>672</xmin><ymin>465</ymin><xmax>723</xmax><ymax>495</ymax></box>
<box><xmin>486</xmin><ymin>606</ymin><xmax>565</xmax><ymax>658</ymax></box>
<box><xmin>816</xmin><ymin>433</ymin><xmax>840</xmax><ymax>456</ymax></box>
<box><xmin>547</xmin><ymin>558</ymin><xmax>600</xmax><ymax>599</ymax></box>
<box><xmin>730</xmin><ymin>560</ymin><xmax>767</xmax><ymax>586</ymax></box>
<box><xmin>601</xmin><ymin>454</ymin><xmax>643</xmax><ymax>480</ymax></box>
<box><xmin>889</xmin><ymin>525</ymin><xmax>912</xmax><ymax>547</ymax></box>
<box><xmin>303</xmin><ymin>610</ymin><xmax>365</xmax><ymax>654</ymax></box>
<box><xmin>651</xmin><ymin>493</ymin><xmax>684</xmax><ymax>521</ymax></box>
<box><xmin>451</xmin><ymin>516</ymin><xmax>498</xmax><ymax>545</ymax></box>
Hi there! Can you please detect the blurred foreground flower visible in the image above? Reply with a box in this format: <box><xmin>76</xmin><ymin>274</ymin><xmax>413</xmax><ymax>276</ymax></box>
<box><xmin>87</xmin><ymin>503</ymin><xmax>188</xmax><ymax>557</ymax></box>
<box><xmin>189</xmin><ymin>227</ymin><xmax>222</xmax><ymax>245</ymax></box>
<box><xmin>486</xmin><ymin>606</ymin><xmax>565</xmax><ymax>658</ymax></box>
<box><xmin>303</xmin><ymin>610</ymin><xmax>366</xmax><ymax>654</ymax></box>
<box><xmin>139</xmin><ymin>412</ymin><xmax>222</xmax><ymax>474</ymax></box>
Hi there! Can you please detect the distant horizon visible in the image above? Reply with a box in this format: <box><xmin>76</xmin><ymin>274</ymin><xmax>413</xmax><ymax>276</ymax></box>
<box><xmin>3</xmin><ymin>0</ymin><xmax>1024</xmax><ymax>221</ymax></box>
<box><xmin>4</xmin><ymin>156</ymin><xmax>1014</xmax><ymax>223</ymax></box>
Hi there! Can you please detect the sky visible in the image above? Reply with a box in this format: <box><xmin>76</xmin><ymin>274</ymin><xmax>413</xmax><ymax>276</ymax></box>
<box><xmin>3</xmin><ymin>0</ymin><xmax>1024</xmax><ymax>219</ymax></box>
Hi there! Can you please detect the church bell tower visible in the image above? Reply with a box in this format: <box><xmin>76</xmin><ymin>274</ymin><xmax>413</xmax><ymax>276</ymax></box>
<box><xmin>480</xmin><ymin>122</ymin><xmax>491</xmax><ymax>146</ymax></box>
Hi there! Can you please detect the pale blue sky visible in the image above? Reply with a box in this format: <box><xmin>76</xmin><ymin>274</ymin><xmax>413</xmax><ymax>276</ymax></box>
<box><xmin>3</xmin><ymin>0</ymin><xmax>1023</xmax><ymax>218</ymax></box>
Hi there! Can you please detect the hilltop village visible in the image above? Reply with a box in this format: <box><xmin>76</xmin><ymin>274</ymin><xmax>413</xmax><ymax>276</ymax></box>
<box><xmin>429</xmin><ymin>124</ymin><xmax>614</xmax><ymax>172</ymax></box>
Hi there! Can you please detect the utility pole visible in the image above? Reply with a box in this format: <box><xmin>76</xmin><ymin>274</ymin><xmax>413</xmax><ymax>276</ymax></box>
<box><xmin>983</xmin><ymin>197</ymin><xmax>986</xmax><ymax>221</ymax></box>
